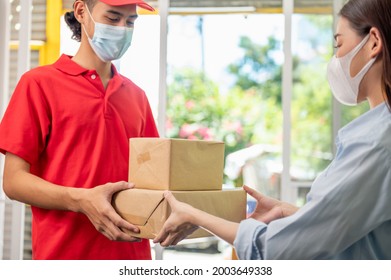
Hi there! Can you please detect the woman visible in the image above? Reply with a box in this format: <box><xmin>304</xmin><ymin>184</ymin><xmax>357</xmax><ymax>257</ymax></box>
<box><xmin>153</xmin><ymin>0</ymin><xmax>391</xmax><ymax>260</ymax></box>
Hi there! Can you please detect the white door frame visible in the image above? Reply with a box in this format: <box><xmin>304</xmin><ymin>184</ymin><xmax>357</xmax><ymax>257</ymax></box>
<box><xmin>281</xmin><ymin>0</ymin><xmax>295</xmax><ymax>203</ymax></box>
<box><xmin>0</xmin><ymin>0</ymin><xmax>11</xmax><ymax>261</ymax></box>
<box><xmin>9</xmin><ymin>0</ymin><xmax>33</xmax><ymax>260</ymax></box>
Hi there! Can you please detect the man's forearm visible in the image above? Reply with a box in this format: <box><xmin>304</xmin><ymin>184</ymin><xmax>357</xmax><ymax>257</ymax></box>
<box><xmin>3</xmin><ymin>153</ymin><xmax>82</xmax><ymax>211</ymax></box>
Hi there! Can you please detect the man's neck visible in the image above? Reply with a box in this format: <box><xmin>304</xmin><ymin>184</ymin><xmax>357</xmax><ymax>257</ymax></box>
<box><xmin>72</xmin><ymin>43</ymin><xmax>113</xmax><ymax>89</ymax></box>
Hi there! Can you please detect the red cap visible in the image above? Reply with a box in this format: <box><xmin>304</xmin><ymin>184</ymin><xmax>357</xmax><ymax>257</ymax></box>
<box><xmin>98</xmin><ymin>0</ymin><xmax>155</xmax><ymax>11</ymax></box>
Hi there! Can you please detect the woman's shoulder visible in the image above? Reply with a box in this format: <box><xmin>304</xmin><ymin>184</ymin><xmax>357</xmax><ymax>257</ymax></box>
<box><xmin>340</xmin><ymin>103</ymin><xmax>391</xmax><ymax>140</ymax></box>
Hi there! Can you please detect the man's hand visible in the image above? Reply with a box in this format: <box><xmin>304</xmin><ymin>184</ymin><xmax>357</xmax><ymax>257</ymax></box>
<box><xmin>77</xmin><ymin>181</ymin><xmax>141</xmax><ymax>242</ymax></box>
<box><xmin>244</xmin><ymin>185</ymin><xmax>299</xmax><ymax>224</ymax></box>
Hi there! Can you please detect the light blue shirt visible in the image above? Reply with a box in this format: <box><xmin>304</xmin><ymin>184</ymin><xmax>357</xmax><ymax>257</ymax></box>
<box><xmin>234</xmin><ymin>102</ymin><xmax>391</xmax><ymax>259</ymax></box>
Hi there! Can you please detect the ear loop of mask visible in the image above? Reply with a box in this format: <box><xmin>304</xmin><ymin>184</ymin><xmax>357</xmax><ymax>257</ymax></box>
<box><xmin>81</xmin><ymin>4</ymin><xmax>95</xmax><ymax>41</ymax></box>
<box><xmin>341</xmin><ymin>34</ymin><xmax>373</xmax><ymax>79</ymax></box>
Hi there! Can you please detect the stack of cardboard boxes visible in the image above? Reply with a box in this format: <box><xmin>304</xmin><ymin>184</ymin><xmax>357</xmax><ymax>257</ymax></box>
<box><xmin>113</xmin><ymin>138</ymin><xmax>247</xmax><ymax>239</ymax></box>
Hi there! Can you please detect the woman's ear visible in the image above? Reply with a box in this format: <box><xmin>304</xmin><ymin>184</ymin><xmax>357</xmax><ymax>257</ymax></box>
<box><xmin>369</xmin><ymin>27</ymin><xmax>382</xmax><ymax>58</ymax></box>
<box><xmin>73</xmin><ymin>0</ymin><xmax>86</xmax><ymax>24</ymax></box>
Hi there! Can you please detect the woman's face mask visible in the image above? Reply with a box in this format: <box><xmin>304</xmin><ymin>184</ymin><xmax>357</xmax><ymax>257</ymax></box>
<box><xmin>327</xmin><ymin>34</ymin><xmax>377</xmax><ymax>106</ymax></box>
<box><xmin>83</xmin><ymin>5</ymin><xmax>134</xmax><ymax>62</ymax></box>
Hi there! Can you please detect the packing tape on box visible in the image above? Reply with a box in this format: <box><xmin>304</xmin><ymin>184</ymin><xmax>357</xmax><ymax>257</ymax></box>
<box><xmin>137</xmin><ymin>152</ymin><xmax>151</xmax><ymax>164</ymax></box>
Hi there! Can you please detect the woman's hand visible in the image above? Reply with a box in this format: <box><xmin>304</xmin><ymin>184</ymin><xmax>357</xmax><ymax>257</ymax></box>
<box><xmin>77</xmin><ymin>181</ymin><xmax>142</xmax><ymax>242</ymax></box>
<box><xmin>153</xmin><ymin>191</ymin><xmax>199</xmax><ymax>247</ymax></box>
<box><xmin>244</xmin><ymin>185</ymin><xmax>299</xmax><ymax>224</ymax></box>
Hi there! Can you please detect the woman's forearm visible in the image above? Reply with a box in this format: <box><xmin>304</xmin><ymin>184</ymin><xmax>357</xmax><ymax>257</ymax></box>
<box><xmin>189</xmin><ymin>206</ymin><xmax>240</xmax><ymax>245</ymax></box>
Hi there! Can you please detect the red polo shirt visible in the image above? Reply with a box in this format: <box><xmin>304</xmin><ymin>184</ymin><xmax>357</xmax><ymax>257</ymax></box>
<box><xmin>0</xmin><ymin>54</ymin><xmax>159</xmax><ymax>259</ymax></box>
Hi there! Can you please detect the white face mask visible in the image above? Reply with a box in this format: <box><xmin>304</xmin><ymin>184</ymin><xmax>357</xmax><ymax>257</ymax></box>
<box><xmin>327</xmin><ymin>34</ymin><xmax>377</xmax><ymax>106</ymax></box>
<box><xmin>83</xmin><ymin>5</ymin><xmax>133</xmax><ymax>62</ymax></box>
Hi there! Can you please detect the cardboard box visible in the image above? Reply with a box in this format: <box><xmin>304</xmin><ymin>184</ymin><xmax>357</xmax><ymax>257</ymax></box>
<box><xmin>112</xmin><ymin>188</ymin><xmax>247</xmax><ymax>239</ymax></box>
<box><xmin>129</xmin><ymin>138</ymin><xmax>225</xmax><ymax>191</ymax></box>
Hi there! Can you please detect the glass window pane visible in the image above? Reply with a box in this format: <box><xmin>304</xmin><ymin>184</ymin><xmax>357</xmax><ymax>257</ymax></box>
<box><xmin>291</xmin><ymin>14</ymin><xmax>334</xmax><ymax>183</ymax></box>
<box><xmin>165</xmin><ymin>13</ymin><xmax>285</xmax><ymax>199</ymax></box>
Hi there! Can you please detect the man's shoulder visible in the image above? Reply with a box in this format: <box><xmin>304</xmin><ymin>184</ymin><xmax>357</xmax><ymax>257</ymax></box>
<box><xmin>21</xmin><ymin>63</ymin><xmax>58</xmax><ymax>82</ymax></box>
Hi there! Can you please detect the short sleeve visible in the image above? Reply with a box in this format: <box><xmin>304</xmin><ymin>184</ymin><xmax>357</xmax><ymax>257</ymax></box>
<box><xmin>0</xmin><ymin>72</ymin><xmax>51</xmax><ymax>164</ymax></box>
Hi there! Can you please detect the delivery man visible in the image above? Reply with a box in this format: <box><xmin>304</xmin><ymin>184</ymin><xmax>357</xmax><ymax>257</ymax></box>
<box><xmin>0</xmin><ymin>0</ymin><xmax>159</xmax><ymax>259</ymax></box>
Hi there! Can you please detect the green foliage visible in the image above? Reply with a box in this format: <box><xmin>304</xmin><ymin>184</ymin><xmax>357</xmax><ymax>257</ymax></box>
<box><xmin>290</xmin><ymin>15</ymin><xmax>334</xmax><ymax>175</ymax></box>
<box><xmin>292</xmin><ymin>63</ymin><xmax>333</xmax><ymax>174</ymax></box>
<box><xmin>166</xmin><ymin>68</ymin><xmax>264</xmax><ymax>158</ymax></box>
<box><xmin>166</xmin><ymin>14</ymin><xmax>371</xmax><ymax>183</ymax></box>
<box><xmin>227</xmin><ymin>36</ymin><xmax>283</xmax><ymax>104</ymax></box>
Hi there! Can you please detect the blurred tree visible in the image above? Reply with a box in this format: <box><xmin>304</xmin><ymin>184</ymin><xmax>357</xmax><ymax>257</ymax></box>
<box><xmin>166</xmin><ymin>15</ymin><xmax>370</xmax><ymax>184</ymax></box>
<box><xmin>166</xmin><ymin>68</ymin><xmax>263</xmax><ymax>158</ymax></box>
<box><xmin>227</xmin><ymin>36</ymin><xmax>282</xmax><ymax>104</ymax></box>
<box><xmin>227</xmin><ymin>36</ymin><xmax>301</xmax><ymax>105</ymax></box>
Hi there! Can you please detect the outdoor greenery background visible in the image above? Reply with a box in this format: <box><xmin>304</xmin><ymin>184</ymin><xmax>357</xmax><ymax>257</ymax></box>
<box><xmin>165</xmin><ymin>14</ymin><xmax>368</xmax><ymax>190</ymax></box>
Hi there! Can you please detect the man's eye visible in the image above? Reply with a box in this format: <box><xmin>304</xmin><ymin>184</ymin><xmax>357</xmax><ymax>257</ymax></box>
<box><xmin>107</xmin><ymin>17</ymin><xmax>120</xmax><ymax>22</ymax></box>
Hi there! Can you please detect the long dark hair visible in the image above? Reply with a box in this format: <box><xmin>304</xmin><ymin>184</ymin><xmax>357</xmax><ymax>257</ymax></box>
<box><xmin>340</xmin><ymin>0</ymin><xmax>391</xmax><ymax>108</ymax></box>
<box><xmin>64</xmin><ymin>0</ymin><xmax>96</xmax><ymax>42</ymax></box>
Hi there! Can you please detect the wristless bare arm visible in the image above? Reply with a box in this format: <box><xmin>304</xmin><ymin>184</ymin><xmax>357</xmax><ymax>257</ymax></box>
<box><xmin>3</xmin><ymin>152</ymin><xmax>141</xmax><ymax>242</ymax></box>
<box><xmin>190</xmin><ymin>207</ymin><xmax>240</xmax><ymax>245</ymax></box>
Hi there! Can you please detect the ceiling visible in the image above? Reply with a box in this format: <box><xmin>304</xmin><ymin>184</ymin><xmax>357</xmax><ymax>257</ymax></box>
<box><xmin>63</xmin><ymin>0</ymin><xmax>338</xmax><ymax>14</ymax></box>
<box><xmin>147</xmin><ymin>0</ymin><xmax>336</xmax><ymax>14</ymax></box>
